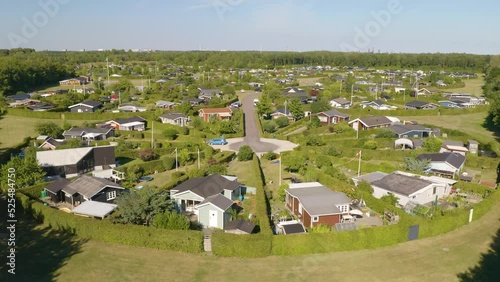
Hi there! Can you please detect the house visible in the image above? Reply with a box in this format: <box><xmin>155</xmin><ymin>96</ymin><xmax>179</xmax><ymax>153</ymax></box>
<box><xmin>198</xmin><ymin>107</ymin><xmax>232</xmax><ymax>122</ymax></box>
<box><xmin>170</xmin><ymin>174</ymin><xmax>242</xmax><ymax>229</ymax></box>
<box><xmin>117</xmin><ymin>103</ymin><xmax>147</xmax><ymax>112</ymax></box>
<box><xmin>270</xmin><ymin>108</ymin><xmax>294</xmax><ymax>121</ymax></box>
<box><xmin>411</xmin><ymin>88</ymin><xmax>432</xmax><ymax>97</ymax></box>
<box><xmin>417</xmin><ymin>152</ymin><xmax>466</xmax><ymax>178</ymax></box>
<box><xmin>9</xmin><ymin>99</ymin><xmax>41</xmax><ymax>108</ymax></box>
<box><xmin>68</xmin><ymin>100</ymin><xmax>103</xmax><ymax>113</ymax></box>
<box><xmin>440</xmin><ymin>144</ymin><xmax>469</xmax><ymax>156</ymax></box>
<box><xmin>75</xmin><ymin>88</ymin><xmax>95</xmax><ymax>94</ymax></box>
<box><xmin>352</xmin><ymin>171</ymin><xmax>389</xmax><ymax>187</ymax></box>
<box><xmin>439</xmin><ymin>100</ymin><xmax>463</xmax><ymax>108</ymax></box>
<box><xmin>27</xmin><ymin>102</ymin><xmax>55</xmax><ymax>111</ymax></box>
<box><xmin>388</xmin><ymin>124</ymin><xmax>433</xmax><ymax>138</ymax></box>
<box><xmin>282</xmin><ymin>87</ymin><xmax>308</xmax><ymax>102</ymax></box>
<box><xmin>224</xmin><ymin>220</ymin><xmax>256</xmax><ymax>234</ymax></box>
<box><xmin>59</xmin><ymin>76</ymin><xmax>90</xmax><ymax>86</ymax></box>
<box><xmin>44</xmin><ymin>175</ymin><xmax>125</xmax><ymax>208</ymax></box>
<box><xmin>8</xmin><ymin>93</ymin><xmax>32</xmax><ymax>101</ymax></box>
<box><xmin>102</xmin><ymin>116</ymin><xmax>147</xmax><ymax>131</ymax></box>
<box><xmin>348</xmin><ymin>116</ymin><xmax>394</xmax><ymax>131</ymax></box>
<box><xmin>160</xmin><ymin>113</ymin><xmax>190</xmax><ymax>127</ymax></box>
<box><xmin>38</xmin><ymin>137</ymin><xmax>68</xmax><ymax>150</ymax></box>
<box><xmin>370</xmin><ymin>171</ymin><xmax>452</xmax><ymax>207</ymax></box>
<box><xmin>285</xmin><ymin>182</ymin><xmax>351</xmax><ymax>228</ymax></box>
<box><xmin>182</xmin><ymin>97</ymin><xmax>204</xmax><ymax>106</ymax></box>
<box><xmin>405</xmin><ymin>101</ymin><xmax>439</xmax><ymax>110</ymax></box>
<box><xmin>37</xmin><ymin>146</ymin><xmax>116</xmax><ymax>178</ymax></box>
<box><xmin>329</xmin><ymin>98</ymin><xmax>352</xmax><ymax>109</ymax></box>
<box><xmin>317</xmin><ymin>110</ymin><xmax>350</xmax><ymax>125</ymax></box>
<box><xmin>360</xmin><ymin>100</ymin><xmax>396</xmax><ymax>110</ymax></box>
<box><xmin>155</xmin><ymin>100</ymin><xmax>177</xmax><ymax>109</ymax></box>
<box><xmin>466</xmin><ymin>140</ymin><xmax>479</xmax><ymax>154</ymax></box>
<box><xmin>63</xmin><ymin>127</ymin><xmax>115</xmax><ymax>141</ymax></box>
<box><xmin>198</xmin><ymin>88</ymin><xmax>222</xmax><ymax>100</ymax></box>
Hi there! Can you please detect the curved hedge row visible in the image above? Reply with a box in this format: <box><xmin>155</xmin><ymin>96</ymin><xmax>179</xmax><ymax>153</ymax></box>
<box><xmin>17</xmin><ymin>193</ymin><xmax>203</xmax><ymax>253</ymax></box>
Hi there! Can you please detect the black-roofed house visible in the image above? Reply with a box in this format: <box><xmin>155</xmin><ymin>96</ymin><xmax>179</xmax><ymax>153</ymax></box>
<box><xmin>68</xmin><ymin>100</ymin><xmax>103</xmax><ymax>113</ymax></box>
<box><xmin>170</xmin><ymin>174</ymin><xmax>242</xmax><ymax>229</ymax></box>
<box><xmin>38</xmin><ymin>137</ymin><xmax>68</xmax><ymax>150</ymax></box>
<box><xmin>285</xmin><ymin>182</ymin><xmax>351</xmax><ymax>228</ymax></box>
<box><xmin>417</xmin><ymin>152</ymin><xmax>466</xmax><ymax>178</ymax></box>
<box><xmin>224</xmin><ymin>220</ymin><xmax>256</xmax><ymax>234</ymax></box>
<box><xmin>370</xmin><ymin>171</ymin><xmax>452</xmax><ymax>206</ymax></box>
<box><xmin>388</xmin><ymin>124</ymin><xmax>433</xmax><ymax>138</ymax></box>
<box><xmin>360</xmin><ymin>100</ymin><xmax>396</xmax><ymax>110</ymax></box>
<box><xmin>405</xmin><ymin>100</ymin><xmax>439</xmax><ymax>110</ymax></box>
<box><xmin>159</xmin><ymin>112</ymin><xmax>189</xmax><ymax>127</ymax></box>
<box><xmin>63</xmin><ymin>127</ymin><xmax>115</xmax><ymax>141</ymax></box>
<box><xmin>348</xmin><ymin>116</ymin><xmax>395</xmax><ymax>131</ymax></box>
<box><xmin>102</xmin><ymin>116</ymin><xmax>147</xmax><ymax>131</ymax></box>
<box><xmin>317</xmin><ymin>109</ymin><xmax>350</xmax><ymax>125</ymax></box>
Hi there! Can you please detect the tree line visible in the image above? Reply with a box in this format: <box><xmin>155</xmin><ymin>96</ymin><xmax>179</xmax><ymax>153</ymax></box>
<box><xmin>484</xmin><ymin>67</ymin><xmax>500</xmax><ymax>126</ymax></box>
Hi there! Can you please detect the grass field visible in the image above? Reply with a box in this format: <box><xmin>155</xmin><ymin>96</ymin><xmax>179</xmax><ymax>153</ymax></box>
<box><xmin>446</xmin><ymin>76</ymin><xmax>485</xmax><ymax>96</ymax></box>
<box><xmin>10</xmin><ymin>195</ymin><xmax>498</xmax><ymax>282</ymax></box>
<box><xmin>227</xmin><ymin>159</ymin><xmax>260</xmax><ymax>188</ymax></box>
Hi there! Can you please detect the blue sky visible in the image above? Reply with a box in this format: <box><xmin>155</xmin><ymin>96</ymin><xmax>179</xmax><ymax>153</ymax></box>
<box><xmin>0</xmin><ymin>0</ymin><xmax>498</xmax><ymax>54</ymax></box>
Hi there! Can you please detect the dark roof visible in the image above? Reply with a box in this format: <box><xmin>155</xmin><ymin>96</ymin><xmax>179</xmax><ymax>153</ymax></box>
<box><xmin>272</xmin><ymin>107</ymin><xmax>291</xmax><ymax>116</ymax></box>
<box><xmin>172</xmin><ymin>174</ymin><xmax>241</xmax><ymax>198</ymax></box>
<box><xmin>160</xmin><ymin>112</ymin><xmax>188</xmax><ymax>120</ymax></box>
<box><xmin>112</xmin><ymin>116</ymin><xmax>146</xmax><ymax>125</ymax></box>
<box><xmin>45</xmin><ymin>178</ymin><xmax>70</xmax><ymax>194</ymax></box>
<box><xmin>62</xmin><ymin>175</ymin><xmax>124</xmax><ymax>198</ymax></box>
<box><xmin>389</xmin><ymin>124</ymin><xmax>431</xmax><ymax>135</ymax></box>
<box><xmin>198</xmin><ymin>194</ymin><xmax>233</xmax><ymax>210</ymax></box>
<box><xmin>331</xmin><ymin>98</ymin><xmax>350</xmax><ymax>105</ymax></box>
<box><xmin>358</xmin><ymin>116</ymin><xmax>392</xmax><ymax>127</ymax></box>
<box><xmin>224</xmin><ymin>220</ymin><xmax>256</xmax><ymax>234</ymax></box>
<box><xmin>63</xmin><ymin>127</ymin><xmax>113</xmax><ymax>136</ymax></box>
<box><xmin>406</xmin><ymin>100</ymin><xmax>432</xmax><ymax>108</ymax></box>
<box><xmin>371</xmin><ymin>173</ymin><xmax>433</xmax><ymax>196</ymax></box>
<box><xmin>10</xmin><ymin>94</ymin><xmax>32</xmax><ymax>101</ymax></box>
<box><xmin>373</xmin><ymin>99</ymin><xmax>386</xmax><ymax>106</ymax></box>
<box><xmin>319</xmin><ymin>109</ymin><xmax>350</xmax><ymax>118</ymax></box>
<box><xmin>42</xmin><ymin>137</ymin><xmax>66</xmax><ymax>147</ymax></box>
<box><xmin>417</xmin><ymin>153</ymin><xmax>466</xmax><ymax>169</ymax></box>
<box><xmin>282</xmin><ymin>223</ymin><xmax>306</xmax><ymax>235</ymax></box>
<box><xmin>79</xmin><ymin>100</ymin><xmax>103</xmax><ymax>108</ymax></box>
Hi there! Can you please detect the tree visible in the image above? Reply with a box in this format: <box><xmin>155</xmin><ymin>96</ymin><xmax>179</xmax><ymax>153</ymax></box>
<box><xmin>288</xmin><ymin>98</ymin><xmax>303</xmax><ymax>120</ymax></box>
<box><xmin>405</xmin><ymin>157</ymin><xmax>431</xmax><ymax>172</ymax></box>
<box><xmin>152</xmin><ymin>211</ymin><xmax>190</xmax><ymax>230</ymax></box>
<box><xmin>310</xmin><ymin>99</ymin><xmax>331</xmax><ymax>114</ymax></box>
<box><xmin>257</xmin><ymin>93</ymin><xmax>274</xmax><ymax>117</ymax></box>
<box><xmin>175</xmin><ymin>101</ymin><xmax>192</xmax><ymax>115</ymax></box>
<box><xmin>380</xmin><ymin>194</ymin><xmax>399</xmax><ymax>206</ymax></box>
<box><xmin>275</xmin><ymin>116</ymin><xmax>289</xmax><ymax>128</ymax></box>
<box><xmin>277</xmin><ymin>184</ymin><xmax>289</xmax><ymax>201</ymax></box>
<box><xmin>315</xmin><ymin>155</ymin><xmax>331</xmax><ymax>169</ymax></box>
<box><xmin>162</xmin><ymin>128</ymin><xmax>179</xmax><ymax>140</ymax></box>
<box><xmin>375</xmin><ymin>128</ymin><xmax>395</xmax><ymax>138</ymax></box>
<box><xmin>207</xmin><ymin>164</ymin><xmax>228</xmax><ymax>175</ymax></box>
<box><xmin>35</xmin><ymin>122</ymin><xmax>63</xmax><ymax>138</ymax></box>
<box><xmin>127</xmin><ymin>164</ymin><xmax>144</xmax><ymax>182</ymax></box>
<box><xmin>262</xmin><ymin>120</ymin><xmax>277</xmax><ymax>133</ymax></box>
<box><xmin>138</xmin><ymin>148</ymin><xmax>158</xmax><ymax>161</ymax></box>
<box><xmin>423</xmin><ymin>137</ymin><xmax>443</xmax><ymax>152</ymax></box>
<box><xmin>110</xmin><ymin>186</ymin><xmax>173</xmax><ymax>226</ymax></box>
<box><xmin>187</xmin><ymin>167</ymin><xmax>207</xmax><ymax>178</ymax></box>
<box><xmin>283</xmin><ymin>154</ymin><xmax>306</xmax><ymax>172</ymax></box>
<box><xmin>0</xmin><ymin>147</ymin><xmax>45</xmax><ymax>188</ymax></box>
<box><xmin>178</xmin><ymin>148</ymin><xmax>192</xmax><ymax>165</ymax></box>
<box><xmin>237</xmin><ymin>145</ymin><xmax>254</xmax><ymax>161</ymax></box>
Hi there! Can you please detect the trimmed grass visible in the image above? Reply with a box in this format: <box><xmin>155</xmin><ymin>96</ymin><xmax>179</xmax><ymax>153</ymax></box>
<box><xmin>227</xmin><ymin>159</ymin><xmax>260</xmax><ymax>188</ymax></box>
<box><xmin>33</xmin><ymin>197</ymin><xmax>500</xmax><ymax>282</ymax></box>
<box><xmin>446</xmin><ymin>77</ymin><xmax>485</xmax><ymax>96</ymax></box>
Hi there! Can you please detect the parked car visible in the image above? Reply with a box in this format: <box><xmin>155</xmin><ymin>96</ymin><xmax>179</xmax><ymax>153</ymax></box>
<box><xmin>208</xmin><ymin>138</ymin><xmax>228</xmax><ymax>145</ymax></box>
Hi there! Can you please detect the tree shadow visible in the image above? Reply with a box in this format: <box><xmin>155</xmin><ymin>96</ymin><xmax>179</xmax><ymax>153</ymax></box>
<box><xmin>0</xmin><ymin>197</ymin><xmax>86</xmax><ymax>282</ymax></box>
<box><xmin>481</xmin><ymin>113</ymin><xmax>500</xmax><ymax>142</ymax></box>
<box><xmin>457</xmin><ymin>220</ymin><xmax>500</xmax><ymax>282</ymax></box>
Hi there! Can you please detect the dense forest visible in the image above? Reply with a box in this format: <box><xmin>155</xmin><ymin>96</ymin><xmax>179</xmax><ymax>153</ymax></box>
<box><xmin>0</xmin><ymin>48</ymin><xmax>493</xmax><ymax>95</ymax></box>
<box><xmin>484</xmin><ymin>67</ymin><xmax>500</xmax><ymax>126</ymax></box>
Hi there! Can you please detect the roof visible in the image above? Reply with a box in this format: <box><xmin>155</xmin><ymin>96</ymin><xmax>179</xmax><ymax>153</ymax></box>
<box><xmin>160</xmin><ymin>112</ymin><xmax>188</xmax><ymax>120</ymax></box>
<box><xmin>467</xmin><ymin>140</ymin><xmax>479</xmax><ymax>144</ymax></box>
<box><xmin>199</xmin><ymin>107</ymin><xmax>232</xmax><ymax>114</ymax></box>
<box><xmin>197</xmin><ymin>194</ymin><xmax>234</xmax><ymax>211</ymax></box>
<box><xmin>62</xmin><ymin>175</ymin><xmax>124</xmax><ymax>198</ymax></box>
<box><xmin>272</xmin><ymin>107</ymin><xmax>291</xmax><ymax>116</ymax></box>
<box><xmin>111</xmin><ymin>116</ymin><xmax>146</xmax><ymax>125</ymax></box>
<box><xmin>389</xmin><ymin>124</ymin><xmax>431</xmax><ymax>135</ymax></box>
<box><xmin>63</xmin><ymin>127</ymin><xmax>113</xmax><ymax>136</ymax></box>
<box><xmin>371</xmin><ymin>173</ymin><xmax>433</xmax><ymax>196</ymax></box>
<box><xmin>406</xmin><ymin>100</ymin><xmax>434</xmax><ymax>108</ymax></box>
<box><xmin>45</xmin><ymin>178</ymin><xmax>70</xmax><ymax>194</ymax></box>
<box><xmin>68</xmin><ymin>100</ymin><xmax>102</xmax><ymax>108</ymax></box>
<box><xmin>442</xmin><ymin>140</ymin><xmax>464</xmax><ymax>147</ymax></box>
<box><xmin>331</xmin><ymin>98</ymin><xmax>350</xmax><ymax>105</ymax></box>
<box><xmin>172</xmin><ymin>174</ymin><xmax>241</xmax><ymax>199</ymax></box>
<box><xmin>37</xmin><ymin>147</ymin><xmax>94</xmax><ymax>167</ymax></box>
<box><xmin>10</xmin><ymin>94</ymin><xmax>32</xmax><ymax>100</ymax></box>
<box><xmin>71</xmin><ymin>201</ymin><xmax>118</xmax><ymax>218</ymax></box>
<box><xmin>417</xmin><ymin>153</ymin><xmax>466</xmax><ymax>169</ymax></box>
<box><xmin>319</xmin><ymin>109</ymin><xmax>350</xmax><ymax>118</ymax></box>
<box><xmin>350</xmin><ymin>116</ymin><xmax>393</xmax><ymax>127</ymax></box>
<box><xmin>442</xmin><ymin>145</ymin><xmax>469</xmax><ymax>152</ymax></box>
<box><xmin>224</xmin><ymin>220</ymin><xmax>256</xmax><ymax>234</ymax></box>
<box><xmin>40</xmin><ymin>137</ymin><xmax>66</xmax><ymax>148</ymax></box>
<box><xmin>281</xmin><ymin>223</ymin><xmax>306</xmax><ymax>234</ymax></box>
<box><xmin>286</xmin><ymin>183</ymin><xmax>350</xmax><ymax>216</ymax></box>
<box><xmin>353</xmin><ymin>172</ymin><xmax>388</xmax><ymax>184</ymax></box>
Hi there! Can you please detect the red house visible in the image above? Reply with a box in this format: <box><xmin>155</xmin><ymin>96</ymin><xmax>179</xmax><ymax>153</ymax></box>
<box><xmin>316</xmin><ymin>109</ymin><xmax>350</xmax><ymax>126</ymax></box>
<box><xmin>285</xmin><ymin>182</ymin><xmax>351</xmax><ymax>228</ymax></box>
<box><xmin>198</xmin><ymin>107</ymin><xmax>232</xmax><ymax>122</ymax></box>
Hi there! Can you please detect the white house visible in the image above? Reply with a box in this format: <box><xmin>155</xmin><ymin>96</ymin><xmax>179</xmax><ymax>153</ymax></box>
<box><xmin>417</xmin><ymin>152</ymin><xmax>466</xmax><ymax>178</ymax></box>
<box><xmin>159</xmin><ymin>113</ymin><xmax>189</xmax><ymax>127</ymax></box>
<box><xmin>329</xmin><ymin>97</ymin><xmax>352</xmax><ymax>109</ymax></box>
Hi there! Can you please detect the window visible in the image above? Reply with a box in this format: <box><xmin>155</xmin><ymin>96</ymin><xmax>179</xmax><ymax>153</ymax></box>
<box><xmin>298</xmin><ymin>203</ymin><xmax>303</xmax><ymax>215</ymax></box>
<box><xmin>337</xmin><ymin>205</ymin><xmax>349</xmax><ymax>213</ymax></box>
<box><xmin>312</xmin><ymin>216</ymin><xmax>319</xmax><ymax>222</ymax></box>
<box><xmin>433</xmin><ymin>187</ymin><xmax>437</xmax><ymax>195</ymax></box>
<box><xmin>106</xmin><ymin>191</ymin><xmax>117</xmax><ymax>201</ymax></box>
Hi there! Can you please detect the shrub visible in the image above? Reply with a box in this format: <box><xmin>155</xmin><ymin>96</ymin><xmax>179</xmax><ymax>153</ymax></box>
<box><xmin>275</xmin><ymin>116</ymin><xmax>290</xmax><ymax>128</ymax></box>
<box><xmin>179</xmin><ymin>126</ymin><xmax>190</xmax><ymax>135</ymax></box>
<box><xmin>127</xmin><ymin>164</ymin><xmax>144</xmax><ymax>181</ymax></box>
<box><xmin>207</xmin><ymin>164</ymin><xmax>228</xmax><ymax>175</ymax></box>
<box><xmin>172</xmin><ymin>171</ymin><xmax>185</xmax><ymax>179</ymax></box>
<box><xmin>306</xmin><ymin>136</ymin><xmax>325</xmax><ymax>146</ymax></box>
<box><xmin>375</xmin><ymin>128</ymin><xmax>395</xmax><ymax>138</ymax></box>
<box><xmin>187</xmin><ymin>168</ymin><xmax>207</xmax><ymax>178</ymax></box>
<box><xmin>162</xmin><ymin>128</ymin><xmax>179</xmax><ymax>140</ymax></box>
<box><xmin>423</xmin><ymin>137</ymin><xmax>443</xmax><ymax>152</ymax></box>
<box><xmin>328</xmin><ymin>126</ymin><xmax>334</xmax><ymax>133</ymax></box>
<box><xmin>364</xmin><ymin>140</ymin><xmax>378</xmax><ymax>150</ymax></box>
<box><xmin>315</xmin><ymin>155</ymin><xmax>332</xmax><ymax>169</ymax></box>
<box><xmin>262</xmin><ymin>120</ymin><xmax>277</xmax><ymax>133</ymax></box>
<box><xmin>324</xmin><ymin>145</ymin><xmax>342</xmax><ymax>157</ymax></box>
<box><xmin>262</xmin><ymin>151</ymin><xmax>279</xmax><ymax>160</ymax></box>
<box><xmin>162</xmin><ymin>156</ymin><xmax>176</xmax><ymax>170</ymax></box>
<box><xmin>238</xmin><ymin>145</ymin><xmax>254</xmax><ymax>161</ymax></box>
<box><xmin>153</xmin><ymin>211</ymin><xmax>191</xmax><ymax>230</ymax></box>
<box><xmin>138</xmin><ymin>148</ymin><xmax>158</xmax><ymax>161</ymax></box>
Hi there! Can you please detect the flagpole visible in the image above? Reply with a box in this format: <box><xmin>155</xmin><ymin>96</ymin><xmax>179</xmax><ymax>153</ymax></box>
<box><xmin>279</xmin><ymin>154</ymin><xmax>282</xmax><ymax>186</ymax></box>
<box><xmin>357</xmin><ymin>150</ymin><xmax>362</xmax><ymax>177</ymax></box>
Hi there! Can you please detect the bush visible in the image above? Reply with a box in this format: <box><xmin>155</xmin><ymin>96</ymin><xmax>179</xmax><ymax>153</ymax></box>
<box><xmin>179</xmin><ymin>126</ymin><xmax>190</xmax><ymax>135</ymax></box>
<box><xmin>138</xmin><ymin>148</ymin><xmax>158</xmax><ymax>161</ymax></box>
<box><xmin>363</xmin><ymin>140</ymin><xmax>378</xmax><ymax>150</ymax></box>
<box><xmin>162</xmin><ymin>128</ymin><xmax>179</xmax><ymax>140</ymax></box>
<box><xmin>127</xmin><ymin>164</ymin><xmax>145</xmax><ymax>181</ymax></box>
<box><xmin>262</xmin><ymin>151</ymin><xmax>279</xmax><ymax>160</ymax></box>
<box><xmin>237</xmin><ymin>145</ymin><xmax>254</xmax><ymax>161</ymax></box>
<box><xmin>375</xmin><ymin>128</ymin><xmax>395</xmax><ymax>138</ymax></box>
<box><xmin>187</xmin><ymin>168</ymin><xmax>207</xmax><ymax>178</ymax></box>
<box><xmin>207</xmin><ymin>164</ymin><xmax>228</xmax><ymax>175</ymax></box>
<box><xmin>162</xmin><ymin>156</ymin><xmax>177</xmax><ymax>170</ymax></box>
<box><xmin>153</xmin><ymin>211</ymin><xmax>191</xmax><ymax>230</ymax></box>
<box><xmin>262</xmin><ymin>120</ymin><xmax>277</xmax><ymax>133</ymax></box>
<box><xmin>306</xmin><ymin>136</ymin><xmax>325</xmax><ymax>146</ymax></box>
<box><xmin>275</xmin><ymin>116</ymin><xmax>290</xmax><ymax>128</ymax></box>
<box><xmin>315</xmin><ymin>155</ymin><xmax>332</xmax><ymax>169</ymax></box>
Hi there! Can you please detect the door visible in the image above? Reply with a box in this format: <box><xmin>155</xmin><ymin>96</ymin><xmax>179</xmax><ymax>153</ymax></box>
<box><xmin>209</xmin><ymin>210</ymin><xmax>218</xmax><ymax>228</ymax></box>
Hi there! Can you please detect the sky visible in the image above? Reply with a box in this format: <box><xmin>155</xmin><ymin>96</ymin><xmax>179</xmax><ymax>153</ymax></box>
<box><xmin>0</xmin><ymin>0</ymin><xmax>499</xmax><ymax>54</ymax></box>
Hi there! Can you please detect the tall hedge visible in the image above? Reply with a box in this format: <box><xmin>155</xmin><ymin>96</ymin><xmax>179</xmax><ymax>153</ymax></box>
<box><xmin>252</xmin><ymin>155</ymin><xmax>272</xmax><ymax>234</ymax></box>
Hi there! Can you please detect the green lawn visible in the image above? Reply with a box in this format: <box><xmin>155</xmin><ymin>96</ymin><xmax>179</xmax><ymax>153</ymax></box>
<box><xmin>227</xmin><ymin>159</ymin><xmax>260</xmax><ymax>188</ymax></box>
<box><xmin>446</xmin><ymin>76</ymin><xmax>485</xmax><ymax>96</ymax></box>
<box><xmin>13</xmin><ymin>195</ymin><xmax>500</xmax><ymax>282</ymax></box>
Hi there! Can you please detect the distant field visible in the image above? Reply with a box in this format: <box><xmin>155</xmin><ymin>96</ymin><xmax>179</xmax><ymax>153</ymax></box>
<box><xmin>446</xmin><ymin>76</ymin><xmax>484</xmax><ymax>96</ymax></box>
<box><xmin>33</xmin><ymin>78</ymin><xmax>148</xmax><ymax>92</ymax></box>
<box><xmin>297</xmin><ymin>77</ymin><xmax>323</xmax><ymax>87</ymax></box>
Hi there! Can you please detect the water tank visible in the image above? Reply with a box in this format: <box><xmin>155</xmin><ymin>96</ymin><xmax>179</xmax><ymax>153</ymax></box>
<box><xmin>41</xmin><ymin>190</ymin><xmax>47</xmax><ymax>198</ymax></box>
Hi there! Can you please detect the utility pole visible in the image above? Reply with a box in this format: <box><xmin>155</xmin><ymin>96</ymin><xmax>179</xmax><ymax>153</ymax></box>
<box><xmin>340</xmin><ymin>80</ymin><xmax>342</xmax><ymax>96</ymax></box>
<box><xmin>175</xmin><ymin>148</ymin><xmax>178</xmax><ymax>171</ymax></box>
<box><xmin>106</xmin><ymin>57</ymin><xmax>110</xmax><ymax>87</ymax></box>
<box><xmin>151</xmin><ymin>120</ymin><xmax>154</xmax><ymax>149</ymax></box>
<box><xmin>197</xmin><ymin>149</ymin><xmax>200</xmax><ymax>169</ymax></box>
<box><xmin>350</xmin><ymin>84</ymin><xmax>354</xmax><ymax>105</ymax></box>
<box><xmin>279</xmin><ymin>154</ymin><xmax>282</xmax><ymax>186</ymax></box>
<box><xmin>357</xmin><ymin>151</ymin><xmax>362</xmax><ymax>177</ymax></box>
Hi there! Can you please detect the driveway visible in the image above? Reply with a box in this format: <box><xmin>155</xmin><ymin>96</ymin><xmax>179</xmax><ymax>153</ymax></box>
<box><xmin>210</xmin><ymin>91</ymin><xmax>298</xmax><ymax>154</ymax></box>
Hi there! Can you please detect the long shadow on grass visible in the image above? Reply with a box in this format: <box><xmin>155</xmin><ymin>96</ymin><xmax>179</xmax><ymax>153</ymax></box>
<box><xmin>457</xmin><ymin>220</ymin><xmax>500</xmax><ymax>282</ymax></box>
<box><xmin>481</xmin><ymin>113</ymin><xmax>500</xmax><ymax>142</ymax></box>
<box><xmin>0</xmin><ymin>197</ymin><xmax>86</xmax><ymax>282</ymax></box>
